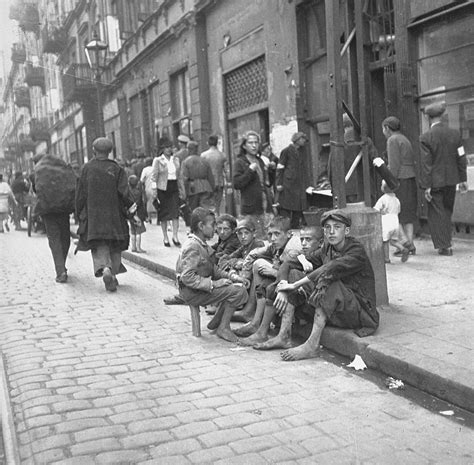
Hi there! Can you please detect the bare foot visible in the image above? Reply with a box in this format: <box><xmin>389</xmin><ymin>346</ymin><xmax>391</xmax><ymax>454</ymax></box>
<box><xmin>216</xmin><ymin>328</ymin><xmax>240</xmax><ymax>344</ymax></box>
<box><xmin>280</xmin><ymin>344</ymin><xmax>321</xmax><ymax>361</ymax></box>
<box><xmin>207</xmin><ymin>307</ymin><xmax>225</xmax><ymax>330</ymax></box>
<box><xmin>231</xmin><ymin>311</ymin><xmax>253</xmax><ymax>323</ymax></box>
<box><xmin>254</xmin><ymin>335</ymin><xmax>292</xmax><ymax>351</ymax></box>
<box><xmin>233</xmin><ymin>322</ymin><xmax>258</xmax><ymax>337</ymax></box>
<box><xmin>239</xmin><ymin>332</ymin><xmax>268</xmax><ymax>346</ymax></box>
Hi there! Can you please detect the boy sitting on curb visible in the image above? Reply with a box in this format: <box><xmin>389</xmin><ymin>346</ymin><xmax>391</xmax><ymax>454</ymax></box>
<box><xmin>274</xmin><ymin>209</ymin><xmax>379</xmax><ymax>361</ymax></box>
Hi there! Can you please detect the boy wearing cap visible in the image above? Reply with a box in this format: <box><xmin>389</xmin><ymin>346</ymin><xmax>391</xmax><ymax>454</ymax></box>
<box><xmin>275</xmin><ymin>209</ymin><xmax>379</xmax><ymax>361</ymax></box>
<box><xmin>420</xmin><ymin>102</ymin><xmax>468</xmax><ymax>256</ymax></box>
<box><xmin>276</xmin><ymin>132</ymin><xmax>310</xmax><ymax>229</ymax></box>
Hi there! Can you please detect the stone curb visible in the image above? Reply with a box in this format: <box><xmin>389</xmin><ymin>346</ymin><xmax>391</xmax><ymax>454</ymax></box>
<box><xmin>122</xmin><ymin>252</ymin><xmax>473</xmax><ymax>413</ymax></box>
<box><xmin>0</xmin><ymin>354</ymin><xmax>21</xmax><ymax>465</ymax></box>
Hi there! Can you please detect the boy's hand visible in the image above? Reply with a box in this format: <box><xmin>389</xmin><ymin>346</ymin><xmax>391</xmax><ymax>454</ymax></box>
<box><xmin>274</xmin><ymin>291</ymin><xmax>289</xmax><ymax>315</ymax></box>
<box><xmin>213</xmin><ymin>278</ymin><xmax>232</xmax><ymax>288</ymax></box>
<box><xmin>277</xmin><ymin>281</ymin><xmax>296</xmax><ymax>293</ymax></box>
<box><xmin>297</xmin><ymin>254</ymin><xmax>313</xmax><ymax>272</ymax></box>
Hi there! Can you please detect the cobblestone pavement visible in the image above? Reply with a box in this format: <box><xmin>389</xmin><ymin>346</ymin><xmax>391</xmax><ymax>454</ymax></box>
<box><xmin>0</xmin><ymin>231</ymin><xmax>472</xmax><ymax>465</ymax></box>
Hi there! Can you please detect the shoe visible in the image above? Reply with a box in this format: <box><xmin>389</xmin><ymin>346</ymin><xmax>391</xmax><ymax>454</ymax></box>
<box><xmin>394</xmin><ymin>243</ymin><xmax>416</xmax><ymax>256</ymax></box>
<box><xmin>55</xmin><ymin>272</ymin><xmax>68</xmax><ymax>283</ymax></box>
<box><xmin>137</xmin><ymin>248</ymin><xmax>147</xmax><ymax>253</ymax></box>
<box><xmin>384</xmin><ymin>259</ymin><xmax>391</xmax><ymax>264</ymax></box>
<box><xmin>164</xmin><ymin>240</ymin><xmax>170</xmax><ymax>247</ymax></box>
<box><xmin>131</xmin><ymin>248</ymin><xmax>138</xmax><ymax>252</ymax></box>
<box><xmin>400</xmin><ymin>248</ymin><xmax>409</xmax><ymax>263</ymax></box>
<box><xmin>172</xmin><ymin>239</ymin><xmax>181</xmax><ymax>247</ymax></box>
<box><xmin>438</xmin><ymin>248</ymin><xmax>453</xmax><ymax>256</ymax></box>
<box><xmin>103</xmin><ymin>268</ymin><xmax>117</xmax><ymax>292</ymax></box>
<box><xmin>4</xmin><ymin>222</ymin><xmax>9</xmax><ymax>232</ymax></box>
<box><xmin>163</xmin><ymin>295</ymin><xmax>185</xmax><ymax>305</ymax></box>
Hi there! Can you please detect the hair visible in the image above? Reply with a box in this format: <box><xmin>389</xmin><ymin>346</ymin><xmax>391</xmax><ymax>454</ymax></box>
<box><xmin>239</xmin><ymin>130</ymin><xmax>260</xmax><ymax>156</ymax></box>
<box><xmin>216</xmin><ymin>214</ymin><xmax>237</xmax><ymax>230</ymax></box>
<box><xmin>145</xmin><ymin>157</ymin><xmax>153</xmax><ymax>166</ymax></box>
<box><xmin>381</xmin><ymin>179</ymin><xmax>393</xmax><ymax>194</ymax></box>
<box><xmin>190</xmin><ymin>207</ymin><xmax>215</xmax><ymax>233</ymax></box>
<box><xmin>266</xmin><ymin>216</ymin><xmax>291</xmax><ymax>233</ymax></box>
<box><xmin>382</xmin><ymin>116</ymin><xmax>401</xmax><ymax>132</ymax></box>
<box><xmin>300</xmin><ymin>225</ymin><xmax>324</xmax><ymax>240</ymax></box>
<box><xmin>261</xmin><ymin>142</ymin><xmax>270</xmax><ymax>151</ymax></box>
<box><xmin>208</xmin><ymin>135</ymin><xmax>218</xmax><ymax>147</ymax></box>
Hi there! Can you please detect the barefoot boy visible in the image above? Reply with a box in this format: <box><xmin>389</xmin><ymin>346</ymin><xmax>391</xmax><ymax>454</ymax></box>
<box><xmin>276</xmin><ymin>209</ymin><xmax>379</xmax><ymax>361</ymax></box>
<box><xmin>176</xmin><ymin>207</ymin><xmax>248</xmax><ymax>343</ymax></box>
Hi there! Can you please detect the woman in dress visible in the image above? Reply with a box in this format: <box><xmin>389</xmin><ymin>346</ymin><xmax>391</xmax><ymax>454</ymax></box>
<box><xmin>382</xmin><ymin>116</ymin><xmax>418</xmax><ymax>254</ymax></box>
<box><xmin>151</xmin><ymin>137</ymin><xmax>184</xmax><ymax>247</ymax></box>
<box><xmin>0</xmin><ymin>173</ymin><xmax>16</xmax><ymax>232</ymax></box>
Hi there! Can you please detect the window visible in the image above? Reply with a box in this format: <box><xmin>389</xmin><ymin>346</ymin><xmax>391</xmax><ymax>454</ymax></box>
<box><xmin>170</xmin><ymin>68</ymin><xmax>192</xmax><ymax>137</ymax></box>
<box><xmin>130</xmin><ymin>94</ymin><xmax>143</xmax><ymax>149</ymax></box>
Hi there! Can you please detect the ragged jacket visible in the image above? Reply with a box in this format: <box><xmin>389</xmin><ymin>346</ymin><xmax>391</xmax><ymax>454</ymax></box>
<box><xmin>176</xmin><ymin>234</ymin><xmax>232</xmax><ymax>292</ymax></box>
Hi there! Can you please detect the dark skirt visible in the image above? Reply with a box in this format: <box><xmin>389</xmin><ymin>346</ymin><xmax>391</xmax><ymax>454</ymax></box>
<box><xmin>157</xmin><ymin>180</ymin><xmax>180</xmax><ymax>221</ymax></box>
<box><xmin>397</xmin><ymin>177</ymin><xmax>418</xmax><ymax>224</ymax></box>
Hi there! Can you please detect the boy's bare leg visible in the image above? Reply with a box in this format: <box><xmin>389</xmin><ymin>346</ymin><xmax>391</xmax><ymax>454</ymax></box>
<box><xmin>232</xmin><ymin>279</ymin><xmax>256</xmax><ymax>322</ymax></box>
<box><xmin>207</xmin><ymin>302</ymin><xmax>225</xmax><ymax>330</ymax></box>
<box><xmin>234</xmin><ymin>297</ymin><xmax>265</xmax><ymax>337</ymax></box>
<box><xmin>216</xmin><ymin>304</ymin><xmax>240</xmax><ymax>343</ymax></box>
<box><xmin>390</xmin><ymin>238</ymin><xmax>409</xmax><ymax>262</ymax></box>
<box><xmin>254</xmin><ymin>303</ymin><xmax>294</xmax><ymax>350</ymax></box>
<box><xmin>239</xmin><ymin>302</ymin><xmax>276</xmax><ymax>346</ymax></box>
<box><xmin>281</xmin><ymin>306</ymin><xmax>327</xmax><ymax>361</ymax></box>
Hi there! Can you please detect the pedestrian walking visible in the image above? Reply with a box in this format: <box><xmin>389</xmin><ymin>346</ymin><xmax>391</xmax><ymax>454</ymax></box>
<box><xmin>201</xmin><ymin>135</ymin><xmax>228</xmax><ymax>214</ymax></box>
<box><xmin>181</xmin><ymin>140</ymin><xmax>215</xmax><ymax>212</ymax></box>
<box><xmin>76</xmin><ymin>137</ymin><xmax>136</xmax><ymax>292</ymax></box>
<box><xmin>139</xmin><ymin>157</ymin><xmax>155</xmax><ymax>221</ymax></box>
<box><xmin>175</xmin><ymin>134</ymin><xmax>190</xmax><ymax>163</ymax></box>
<box><xmin>276</xmin><ymin>132</ymin><xmax>311</xmax><ymax>229</ymax></box>
<box><xmin>11</xmin><ymin>171</ymin><xmax>29</xmax><ymax>230</ymax></box>
<box><xmin>151</xmin><ymin>136</ymin><xmax>184</xmax><ymax>247</ymax></box>
<box><xmin>420</xmin><ymin>102</ymin><xmax>468</xmax><ymax>255</ymax></box>
<box><xmin>0</xmin><ymin>173</ymin><xmax>16</xmax><ymax>233</ymax></box>
<box><xmin>382</xmin><ymin>116</ymin><xmax>417</xmax><ymax>255</ymax></box>
<box><xmin>128</xmin><ymin>175</ymin><xmax>147</xmax><ymax>253</ymax></box>
<box><xmin>33</xmin><ymin>154</ymin><xmax>76</xmax><ymax>283</ymax></box>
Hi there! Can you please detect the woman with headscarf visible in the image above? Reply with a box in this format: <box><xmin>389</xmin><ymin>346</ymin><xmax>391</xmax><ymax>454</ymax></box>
<box><xmin>151</xmin><ymin>137</ymin><xmax>184</xmax><ymax>247</ymax></box>
<box><xmin>382</xmin><ymin>116</ymin><xmax>418</xmax><ymax>254</ymax></box>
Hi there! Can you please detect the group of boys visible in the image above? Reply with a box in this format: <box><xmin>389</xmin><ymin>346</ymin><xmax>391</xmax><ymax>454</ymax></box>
<box><xmin>175</xmin><ymin>207</ymin><xmax>379</xmax><ymax>361</ymax></box>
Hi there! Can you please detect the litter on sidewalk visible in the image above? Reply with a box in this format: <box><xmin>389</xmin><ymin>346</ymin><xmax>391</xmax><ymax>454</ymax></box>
<box><xmin>385</xmin><ymin>377</ymin><xmax>405</xmax><ymax>390</ymax></box>
<box><xmin>347</xmin><ymin>354</ymin><xmax>367</xmax><ymax>371</ymax></box>
<box><xmin>439</xmin><ymin>410</ymin><xmax>454</xmax><ymax>416</ymax></box>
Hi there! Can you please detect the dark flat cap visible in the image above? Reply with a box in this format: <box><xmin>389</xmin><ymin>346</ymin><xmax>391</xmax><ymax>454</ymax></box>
<box><xmin>291</xmin><ymin>131</ymin><xmax>308</xmax><ymax>143</ymax></box>
<box><xmin>92</xmin><ymin>137</ymin><xmax>113</xmax><ymax>153</ymax></box>
<box><xmin>424</xmin><ymin>102</ymin><xmax>446</xmax><ymax>118</ymax></box>
<box><xmin>320</xmin><ymin>209</ymin><xmax>351</xmax><ymax>227</ymax></box>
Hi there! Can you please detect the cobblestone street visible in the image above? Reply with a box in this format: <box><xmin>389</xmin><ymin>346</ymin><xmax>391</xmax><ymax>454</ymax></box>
<box><xmin>0</xmin><ymin>231</ymin><xmax>472</xmax><ymax>464</ymax></box>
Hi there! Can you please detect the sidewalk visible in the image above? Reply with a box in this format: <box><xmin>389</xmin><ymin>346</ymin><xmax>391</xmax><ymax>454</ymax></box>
<box><xmin>123</xmin><ymin>220</ymin><xmax>474</xmax><ymax>412</ymax></box>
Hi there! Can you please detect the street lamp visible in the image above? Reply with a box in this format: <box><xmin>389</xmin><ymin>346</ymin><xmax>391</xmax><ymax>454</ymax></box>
<box><xmin>85</xmin><ymin>31</ymin><xmax>108</xmax><ymax>137</ymax></box>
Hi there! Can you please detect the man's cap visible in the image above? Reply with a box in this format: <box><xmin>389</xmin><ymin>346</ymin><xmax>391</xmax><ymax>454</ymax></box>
<box><xmin>177</xmin><ymin>134</ymin><xmax>190</xmax><ymax>144</ymax></box>
<box><xmin>187</xmin><ymin>140</ymin><xmax>199</xmax><ymax>155</ymax></box>
<box><xmin>158</xmin><ymin>137</ymin><xmax>173</xmax><ymax>149</ymax></box>
<box><xmin>320</xmin><ymin>209</ymin><xmax>351</xmax><ymax>227</ymax></box>
<box><xmin>291</xmin><ymin>131</ymin><xmax>308</xmax><ymax>143</ymax></box>
<box><xmin>424</xmin><ymin>102</ymin><xmax>446</xmax><ymax>118</ymax></box>
<box><xmin>235</xmin><ymin>218</ymin><xmax>255</xmax><ymax>232</ymax></box>
<box><xmin>128</xmin><ymin>174</ymin><xmax>138</xmax><ymax>185</ymax></box>
<box><xmin>92</xmin><ymin>137</ymin><xmax>113</xmax><ymax>153</ymax></box>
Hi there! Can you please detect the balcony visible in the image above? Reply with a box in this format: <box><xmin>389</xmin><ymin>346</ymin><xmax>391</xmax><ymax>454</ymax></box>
<box><xmin>62</xmin><ymin>63</ymin><xmax>96</xmax><ymax>103</ymax></box>
<box><xmin>42</xmin><ymin>22</ymin><xmax>67</xmax><ymax>54</ymax></box>
<box><xmin>18</xmin><ymin>2</ymin><xmax>40</xmax><ymax>35</ymax></box>
<box><xmin>14</xmin><ymin>87</ymin><xmax>31</xmax><ymax>110</ymax></box>
<box><xmin>18</xmin><ymin>135</ymin><xmax>36</xmax><ymax>153</ymax></box>
<box><xmin>29</xmin><ymin>118</ymin><xmax>50</xmax><ymax>142</ymax></box>
<box><xmin>25</xmin><ymin>63</ymin><xmax>45</xmax><ymax>91</ymax></box>
<box><xmin>11</xmin><ymin>43</ymin><xmax>26</xmax><ymax>64</ymax></box>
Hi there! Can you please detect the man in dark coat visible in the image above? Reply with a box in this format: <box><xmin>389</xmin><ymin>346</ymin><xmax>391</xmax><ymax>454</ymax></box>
<box><xmin>76</xmin><ymin>137</ymin><xmax>136</xmax><ymax>292</ymax></box>
<box><xmin>420</xmin><ymin>102</ymin><xmax>468</xmax><ymax>256</ymax></box>
<box><xmin>276</xmin><ymin>132</ymin><xmax>310</xmax><ymax>229</ymax></box>
<box><xmin>34</xmin><ymin>154</ymin><xmax>76</xmax><ymax>283</ymax></box>
<box><xmin>275</xmin><ymin>210</ymin><xmax>379</xmax><ymax>361</ymax></box>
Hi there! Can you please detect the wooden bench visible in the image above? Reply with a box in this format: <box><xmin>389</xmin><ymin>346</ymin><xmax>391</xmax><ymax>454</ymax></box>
<box><xmin>189</xmin><ymin>305</ymin><xmax>201</xmax><ymax>337</ymax></box>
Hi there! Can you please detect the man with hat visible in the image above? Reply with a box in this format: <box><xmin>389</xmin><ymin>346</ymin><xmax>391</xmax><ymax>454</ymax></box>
<box><xmin>76</xmin><ymin>137</ymin><xmax>136</xmax><ymax>292</ymax></box>
<box><xmin>273</xmin><ymin>209</ymin><xmax>379</xmax><ymax>361</ymax></box>
<box><xmin>420</xmin><ymin>102</ymin><xmax>468</xmax><ymax>255</ymax></box>
<box><xmin>176</xmin><ymin>134</ymin><xmax>190</xmax><ymax>163</ymax></box>
<box><xmin>276</xmin><ymin>131</ymin><xmax>311</xmax><ymax>229</ymax></box>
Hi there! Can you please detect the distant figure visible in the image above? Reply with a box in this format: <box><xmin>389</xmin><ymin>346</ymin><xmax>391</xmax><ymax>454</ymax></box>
<box><xmin>420</xmin><ymin>102</ymin><xmax>468</xmax><ymax>256</ymax></box>
<box><xmin>201</xmin><ymin>135</ymin><xmax>228</xmax><ymax>214</ymax></box>
<box><xmin>11</xmin><ymin>171</ymin><xmax>29</xmax><ymax>230</ymax></box>
<box><xmin>76</xmin><ymin>138</ymin><xmax>136</xmax><ymax>292</ymax></box>
<box><xmin>181</xmin><ymin>140</ymin><xmax>215</xmax><ymax>211</ymax></box>
<box><xmin>175</xmin><ymin>134</ymin><xmax>190</xmax><ymax>163</ymax></box>
<box><xmin>133</xmin><ymin>152</ymin><xmax>147</xmax><ymax>178</ymax></box>
<box><xmin>128</xmin><ymin>175</ymin><xmax>147</xmax><ymax>253</ymax></box>
<box><xmin>382</xmin><ymin>116</ymin><xmax>417</xmax><ymax>256</ymax></box>
<box><xmin>0</xmin><ymin>173</ymin><xmax>16</xmax><ymax>233</ymax></box>
<box><xmin>140</xmin><ymin>157</ymin><xmax>155</xmax><ymax>221</ymax></box>
<box><xmin>276</xmin><ymin>132</ymin><xmax>310</xmax><ymax>229</ymax></box>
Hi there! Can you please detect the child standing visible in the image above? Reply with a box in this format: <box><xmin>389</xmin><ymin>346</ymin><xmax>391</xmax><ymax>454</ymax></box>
<box><xmin>128</xmin><ymin>175</ymin><xmax>147</xmax><ymax>253</ymax></box>
<box><xmin>374</xmin><ymin>180</ymin><xmax>409</xmax><ymax>263</ymax></box>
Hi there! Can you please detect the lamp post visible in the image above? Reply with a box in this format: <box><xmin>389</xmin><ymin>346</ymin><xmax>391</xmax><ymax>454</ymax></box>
<box><xmin>85</xmin><ymin>31</ymin><xmax>108</xmax><ymax>138</ymax></box>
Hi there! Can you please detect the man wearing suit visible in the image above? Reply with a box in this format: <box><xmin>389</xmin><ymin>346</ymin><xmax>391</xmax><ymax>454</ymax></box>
<box><xmin>420</xmin><ymin>102</ymin><xmax>468</xmax><ymax>256</ymax></box>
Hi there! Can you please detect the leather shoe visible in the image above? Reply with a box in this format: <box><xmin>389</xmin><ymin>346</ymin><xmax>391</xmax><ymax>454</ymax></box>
<box><xmin>55</xmin><ymin>272</ymin><xmax>68</xmax><ymax>283</ymax></box>
<box><xmin>438</xmin><ymin>248</ymin><xmax>453</xmax><ymax>256</ymax></box>
<box><xmin>103</xmin><ymin>268</ymin><xmax>117</xmax><ymax>292</ymax></box>
<box><xmin>172</xmin><ymin>238</ymin><xmax>181</xmax><ymax>247</ymax></box>
<box><xmin>164</xmin><ymin>240</ymin><xmax>171</xmax><ymax>247</ymax></box>
<box><xmin>163</xmin><ymin>295</ymin><xmax>185</xmax><ymax>305</ymax></box>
